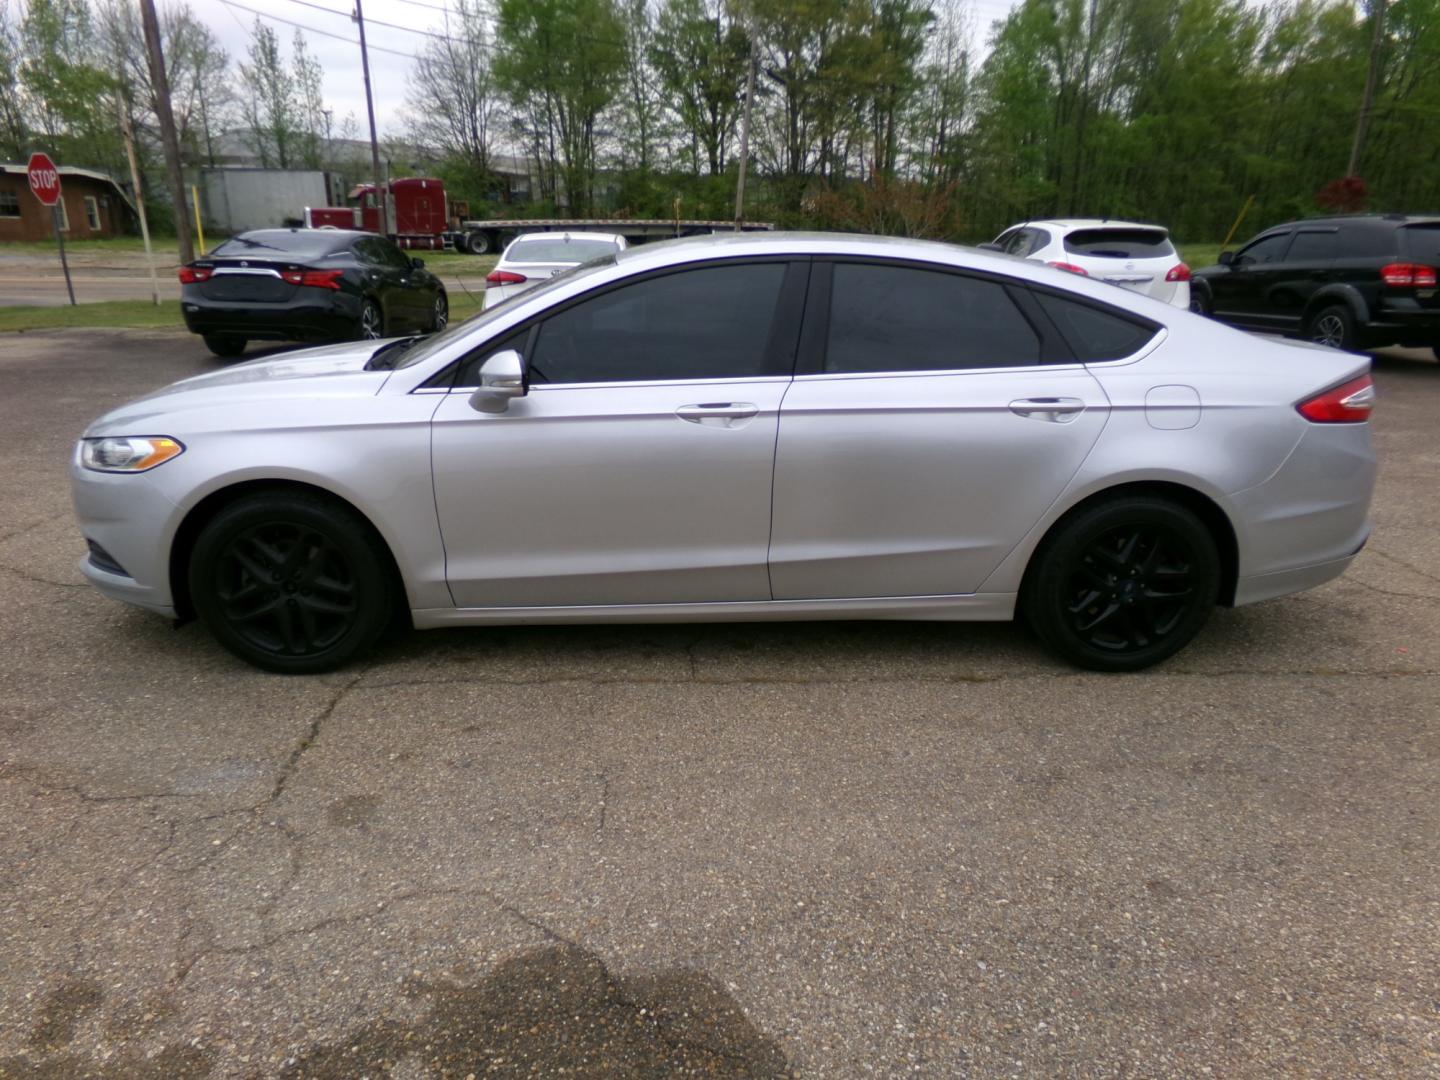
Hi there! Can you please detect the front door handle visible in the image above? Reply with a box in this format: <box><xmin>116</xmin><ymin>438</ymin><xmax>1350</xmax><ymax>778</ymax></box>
<box><xmin>676</xmin><ymin>402</ymin><xmax>760</xmax><ymax>427</ymax></box>
<box><xmin>1009</xmin><ymin>397</ymin><xmax>1086</xmax><ymax>423</ymax></box>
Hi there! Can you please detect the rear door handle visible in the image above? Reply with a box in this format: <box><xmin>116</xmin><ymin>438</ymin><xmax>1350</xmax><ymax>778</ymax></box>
<box><xmin>1009</xmin><ymin>397</ymin><xmax>1086</xmax><ymax>423</ymax></box>
<box><xmin>676</xmin><ymin>402</ymin><xmax>760</xmax><ymax>427</ymax></box>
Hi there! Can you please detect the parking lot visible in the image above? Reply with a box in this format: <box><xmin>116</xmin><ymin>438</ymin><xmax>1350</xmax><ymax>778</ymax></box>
<box><xmin>0</xmin><ymin>328</ymin><xmax>1436</xmax><ymax>1077</ymax></box>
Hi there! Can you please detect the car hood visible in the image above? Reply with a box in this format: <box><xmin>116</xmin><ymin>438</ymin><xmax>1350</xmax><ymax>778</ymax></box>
<box><xmin>83</xmin><ymin>340</ymin><xmax>395</xmax><ymax>436</ymax></box>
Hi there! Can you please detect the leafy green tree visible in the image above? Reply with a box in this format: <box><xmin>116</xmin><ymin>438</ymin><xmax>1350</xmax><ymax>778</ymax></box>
<box><xmin>649</xmin><ymin>0</ymin><xmax>750</xmax><ymax>175</ymax></box>
<box><xmin>238</xmin><ymin>20</ymin><xmax>298</xmax><ymax>168</ymax></box>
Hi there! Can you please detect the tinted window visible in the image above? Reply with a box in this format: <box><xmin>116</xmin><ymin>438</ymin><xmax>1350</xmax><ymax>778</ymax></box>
<box><xmin>1027</xmin><ymin>228</ymin><xmax>1052</xmax><ymax>255</ymax></box>
<box><xmin>506</xmin><ymin>237</ymin><xmax>621</xmax><ymax>263</ymax></box>
<box><xmin>1238</xmin><ymin>231</ymin><xmax>1292</xmax><ymax>265</ymax></box>
<box><xmin>528</xmin><ymin>263</ymin><xmax>787</xmax><ymax>384</ymax></box>
<box><xmin>825</xmin><ymin>264</ymin><xmax>1040</xmax><ymax>373</ymax></box>
<box><xmin>1401</xmin><ymin>223</ymin><xmax>1440</xmax><ymax>262</ymax></box>
<box><xmin>1063</xmin><ymin>228</ymin><xmax>1174</xmax><ymax>258</ymax></box>
<box><xmin>994</xmin><ymin>229</ymin><xmax>1019</xmax><ymax>252</ymax></box>
<box><xmin>1339</xmin><ymin>222</ymin><xmax>1400</xmax><ymax>260</ymax></box>
<box><xmin>454</xmin><ymin>327</ymin><xmax>531</xmax><ymax>387</ymax></box>
<box><xmin>1034</xmin><ymin>291</ymin><xmax>1158</xmax><ymax>362</ymax></box>
<box><xmin>1285</xmin><ymin>230</ymin><xmax>1338</xmax><ymax>262</ymax></box>
<box><xmin>1001</xmin><ymin>229</ymin><xmax>1030</xmax><ymax>255</ymax></box>
<box><xmin>212</xmin><ymin>230</ymin><xmax>342</xmax><ymax>259</ymax></box>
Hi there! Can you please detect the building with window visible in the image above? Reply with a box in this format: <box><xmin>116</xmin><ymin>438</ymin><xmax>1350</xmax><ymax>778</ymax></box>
<box><xmin>0</xmin><ymin>165</ymin><xmax>138</xmax><ymax>243</ymax></box>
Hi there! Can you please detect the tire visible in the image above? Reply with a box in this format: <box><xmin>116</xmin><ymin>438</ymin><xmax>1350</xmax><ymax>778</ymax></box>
<box><xmin>204</xmin><ymin>334</ymin><xmax>246</xmax><ymax>358</ymax></box>
<box><xmin>1306</xmin><ymin>304</ymin><xmax>1357</xmax><ymax>351</ymax></box>
<box><xmin>430</xmin><ymin>290</ymin><xmax>449</xmax><ymax>332</ymax></box>
<box><xmin>1430</xmin><ymin>345</ymin><xmax>1440</xmax><ymax>363</ymax></box>
<box><xmin>357</xmin><ymin>299</ymin><xmax>384</xmax><ymax>340</ymax></box>
<box><xmin>453</xmin><ymin>231</ymin><xmax>472</xmax><ymax>254</ymax></box>
<box><xmin>466</xmin><ymin>230</ymin><xmax>492</xmax><ymax>255</ymax></box>
<box><xmin>1021</xmin><ymin>496</ymin><xmax>1220</xmax><ymax>672</ymax></box>
<box><xmin>1188</xmin><ymin>289</ymin><xmax>1210</xmax><ymax>316</ymax></box>
<box><xmin>188</xmin><ymin>491</ymin><xmax>396</xmax><ymax>674</ymax></box>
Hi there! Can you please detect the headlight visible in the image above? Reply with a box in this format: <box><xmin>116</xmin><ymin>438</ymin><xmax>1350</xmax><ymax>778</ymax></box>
<box><xmin>80</xmin><ymin>436</ymin><xmax>185</xmax><ymax>473</ymax></box>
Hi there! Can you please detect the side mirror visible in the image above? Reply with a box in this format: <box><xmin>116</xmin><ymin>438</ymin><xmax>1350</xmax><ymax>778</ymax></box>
<box><xmin>468</xmin><ymin>349</ymin><xmax>527</xmax><ymax>413</ymax></box>
<box><xmin>977</xmin><ymin>242</ymin><xmax>1004</xmax><ymax>252</ymax></box>
<box><xmin>411</xmin><ymin>256</ymin><xmax>426</xmax><ymax>269</ymax></box>
<box><xmin>1217</xmin><ymin>250</ymin><xmax>1235</xmax><ymax>267</ymax></box>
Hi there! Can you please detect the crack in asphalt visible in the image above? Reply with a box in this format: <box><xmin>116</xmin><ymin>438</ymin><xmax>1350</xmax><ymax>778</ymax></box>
<box><xmin>0</xmin><ymin>562</ymin><xmax>88</xmax><ymax>589</ymax></box>
<box><xmin>0</xmin><ymin>511</ymin><xmax>68</xmax><ymax>546</ymax></box>
<box><xmin>1366</xmin><ymin>545</ymin><xmax>1440</xmax><ymax>586</ymax></box>
<box><xmin>269</xmin><ymin>671</ymin><xmax>367</xmax><ymax>803</ymax></box>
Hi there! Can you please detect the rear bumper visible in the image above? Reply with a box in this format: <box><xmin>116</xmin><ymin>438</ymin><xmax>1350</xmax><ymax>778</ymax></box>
<box><xmin>1363</xmin><ymin>302</ymin><xmax>1440</xmax><ymax>344</ymax></box>
<box><xmin>1233</xmin><ymin>542</ymin><xmax>1365</xmax><ymax>606</ymax></box>
<box><xmin>181</xmin><ymin>291</ymin><xmax>360</xmax><ymax>342</ymax></box>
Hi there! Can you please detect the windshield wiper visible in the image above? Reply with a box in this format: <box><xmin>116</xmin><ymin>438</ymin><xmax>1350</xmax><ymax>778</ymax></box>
<box><xmin>364</xmin><ymin>337</ymin><xmax>420</xmax><ymax>370</ymax></box>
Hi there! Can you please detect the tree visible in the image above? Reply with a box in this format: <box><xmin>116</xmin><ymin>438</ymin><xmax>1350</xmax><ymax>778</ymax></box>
<box><xmin>18</xmin><ymin>0</ymin><xmax>120</xmax><ymax>169</ymax></box>
<box><xmin>239</xmin><ymin>19</ymin><xmax>299</xmax><ymax>168</ymax></box>
<box><xmin>649</xmin><ymin>0</ymin><xmax>750</xmax><ymax>175</ymax></box>
<box><xmin>403</xmin><ymin>0</ymin><xmax>500</xmax><ymax>181</ymax></box>
<box><xmin>0</xmin><ymin>1</ymin><xmax>27</xmax><ymax>159</ymax></box>
<box><xmin>493</xmin><ymin>0</ymin><xmax>628</xmax><ymax>214</ymax></box>
<box><xmin>293</xmin><ymin>30</ymin><xmax>326</xmax><ymax>169</ymax></box>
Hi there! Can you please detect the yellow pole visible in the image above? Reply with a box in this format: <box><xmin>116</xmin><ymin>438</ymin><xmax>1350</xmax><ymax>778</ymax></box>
<box><xmin>1221</xmin><ymin>195</ymin><xmax>1255</xmax><ymax>250</ymax></box>
<box><xmin>191</xmin><ymin>184</ymin><xmax>205</xmax><ymax>253</ymax></box>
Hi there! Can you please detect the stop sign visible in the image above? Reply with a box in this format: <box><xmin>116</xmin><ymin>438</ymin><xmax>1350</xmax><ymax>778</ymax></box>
<box><xmin>27</xmin><ymin>152</ymin><xmax>61</xmax><ymax>207</ymax></box>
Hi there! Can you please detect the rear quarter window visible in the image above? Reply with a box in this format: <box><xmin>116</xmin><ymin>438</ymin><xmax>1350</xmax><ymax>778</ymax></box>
<box><xmin>1032</xmin><ymin>290</ymin><xmax>1160</xmax><ymax>362</ymax></box>
<box><xmin>1337</xmin><ymin>223</ymin><xmax>1400</xmax><ymax>260</ymax></box>
<box><xmin>1063</xmin><ymin>228</ymin><xmax>1174</xmax><ymax>259</ymax></box>
<box><xmin>1402</xmin><ymin>224</ymin><xmax>1440</xmax><ymax>263</ymax></box>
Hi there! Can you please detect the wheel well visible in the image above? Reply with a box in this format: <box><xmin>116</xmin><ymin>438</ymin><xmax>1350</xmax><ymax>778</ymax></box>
<box><xmin>1302</xmin><ymin>290</ymin><xmax>1367</xmax><ymax>328</ymax></box>
<box><xmin>168</xmin><ymin>480</ymin><xmax>407</xmax><ymax>622</ymax></box>
<box><xmin>1023</xmin><ymin>481</ymin><xmax>1240</xmax><ymax>606</ymax></box>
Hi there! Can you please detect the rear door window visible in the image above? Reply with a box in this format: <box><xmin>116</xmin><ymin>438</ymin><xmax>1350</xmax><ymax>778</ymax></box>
<box><xmin>1032</xmin><ymin>291</ymin><xmax>1160</xmax><ymax>362</ymax></box>
<box><xmin>824</xmin><ymin>263</ymin><xmax>1041</xmax><ymax>372</ymax></box>
<box><xmin>1063</xmin><ymin>228</ymin><xmax>1174</xmax><ymax>259</ymax></box>
<box><xmin>1402</xmin><ymin>224</ymin><xmax>1440</xmax><ymax>263</ymax></box>
<box><xmin>1285</xmin><ymin>230</ymin><xmax>1339</xmax><ymax>263</ymax></box>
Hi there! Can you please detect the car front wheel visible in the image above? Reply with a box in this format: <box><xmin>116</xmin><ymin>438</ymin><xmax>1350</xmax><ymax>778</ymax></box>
<box><xmin>188</xmin><ymin>491</ymin><xmax>396</xmax><ymax>673</ymax></box>
<box><xmin>431</xmin><ymin>291</ymin><xmax>449</xmax><ymax>332</ymax></box>
<box><xmin>1022</xmin><ymin>496</ymin><xmax>1220</xmax><ymax>672</ymax></box>
<box><xmin>357</xmin><ymin>299</ymin><xmax>384</xmax><ymax>340</ymax></box>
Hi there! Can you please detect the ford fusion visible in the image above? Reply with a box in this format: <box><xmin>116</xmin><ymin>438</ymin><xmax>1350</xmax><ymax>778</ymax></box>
<box><xmin>72</xmin><ymin>233</ymin><xmax>1376</xmax><ymax>674</ymax></box>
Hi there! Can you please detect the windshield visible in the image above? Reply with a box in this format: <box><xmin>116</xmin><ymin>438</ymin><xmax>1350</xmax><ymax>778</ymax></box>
<box><xmin>210</xmin><ymin>231</ymin><xmax>342</xmax><ymax>259</ymax></box>
<box><xmin>394</xmin><ymin>255</ymin><xmax>618</xmax><ymax>369</ymax></box>
<box><xmin>505</xmin><ymin>237</ymin><xmax>620</xmax><ymax>263</ymax></box>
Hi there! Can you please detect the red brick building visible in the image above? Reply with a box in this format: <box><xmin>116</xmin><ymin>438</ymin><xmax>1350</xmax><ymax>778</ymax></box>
<box><xmin>0</xmin><ymin>164</ymin><xmax>138</xmax><ymax>243</ymax></box>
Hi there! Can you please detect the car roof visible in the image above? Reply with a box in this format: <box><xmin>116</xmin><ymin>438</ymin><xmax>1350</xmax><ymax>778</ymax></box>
<box><xmin>1018</xmin><ymin>219</ymin><xmax>1169</xmax><ymax>233</ymax></box>
<box><xmin>605</xmin><ymin>231</ymin><xmax>1185</xmax><ymax>317</ymax></box>
<box><xmin>507</xmin><ymin>232</ymin><xmax>625</xmax><ymax>244</ymax></box>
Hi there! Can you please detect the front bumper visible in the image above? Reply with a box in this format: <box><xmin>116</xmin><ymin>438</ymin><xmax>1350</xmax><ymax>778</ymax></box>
<box><xmin>70</xmin><ymin>450</ymin><xmax>181</xmax><ymax>617</ymax></box>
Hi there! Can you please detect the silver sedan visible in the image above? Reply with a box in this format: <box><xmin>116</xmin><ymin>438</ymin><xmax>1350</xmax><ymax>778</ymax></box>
<box><xmin>71</xmin><ymin>233</ymin><xmax>1376</xmax><ymax>673</ymax></box>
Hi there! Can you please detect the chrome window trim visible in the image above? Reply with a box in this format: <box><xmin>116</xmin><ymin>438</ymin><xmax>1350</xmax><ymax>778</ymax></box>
<box><xmin>441</xmin><ymin>374</ymin><xmax>795</xmax><ymax>395</ymax></box>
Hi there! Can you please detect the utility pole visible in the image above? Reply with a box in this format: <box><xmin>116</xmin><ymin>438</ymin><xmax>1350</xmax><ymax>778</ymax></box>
<box><xmin>139</xmin><ymin>0</ymin><xmax>193</xmax><ymax>264</ymax></box>
<box><xmin>1347</xmin><ymin>0</ymin><xmax>1386</xmax><ymax>178</ymax></box>
<box><xmin>733</xmin><ymin>16</ymin><xmax>758</xmax><ymax>231</ymax></box>
<box><xmin>353</xmin><ymin>0</ymin><xmax>389</xmax><ymax>237</ymax></box>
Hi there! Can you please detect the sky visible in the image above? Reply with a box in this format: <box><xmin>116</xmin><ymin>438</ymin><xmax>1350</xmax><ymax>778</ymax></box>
<box><xmin>199</xmin><ymin>0</ymin><xmax>1025</xmax><ymax>140</ymax></box>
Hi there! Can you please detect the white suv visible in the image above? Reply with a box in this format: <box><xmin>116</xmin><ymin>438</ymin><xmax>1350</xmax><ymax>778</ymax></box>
<box><xmin>986</xmin><ymin>219</ymin><xmax>1191</xmax><ymax>308</ymax></box>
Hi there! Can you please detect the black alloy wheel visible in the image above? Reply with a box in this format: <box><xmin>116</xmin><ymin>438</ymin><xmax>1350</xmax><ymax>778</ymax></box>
<box><xmin>358</xmin><ymin>299</ymin><xmax>384</xmax><ymax>340</ymax></box>
<box><xmin>432</xmin><ymin>291</ymin><xmax>449</xmax><ymax>331</ymax></box>
<box><xmin>189</xmin><ymin>492</ymin><xmax>394</xmax><ymax>673</ymax></box>
<box><xmin>1023</xmin><ymin>497</ymin><xmax>1219</xmax><ymax>671</ymax></box>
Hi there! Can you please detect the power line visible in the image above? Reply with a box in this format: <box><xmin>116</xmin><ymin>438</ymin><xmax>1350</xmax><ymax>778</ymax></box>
<box><xmin>217</xmin><ymin>0</ymin><xmax>421</xmax><ymax>59</ymax></box>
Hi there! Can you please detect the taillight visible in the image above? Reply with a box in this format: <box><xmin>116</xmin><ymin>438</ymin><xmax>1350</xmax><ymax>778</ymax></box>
<box><xmin>486</xmin><ymin>270</ymin><xmax>528</xmax><ymax>285</ymax></box>
<box><xmin>283</xmin><ymin>268</ymin><xmax>344</xmax><ymax>289</ymax></box>
<box><xmin>1046</xmin><ymin>261</ymin><xmax>1089</xmax><ymax>276</ymax></box>
<box><xmin>177</xmin><ymin>266</ymin><xmax>212</xmax><ymax>284</ymax></box>
<box><xmin>1297</xmin><ymin>374</ymin><xmax>1375</xmax><ymax>423</ymax></box>
<box><xmin>1165</xmin><ymin>263</ymin><xmax>1191</xmax><ymax>282</ymax></box>
<box><xmin>1380</xmin><ymin>262</ymin><xmax>1437</xmax><ymax>287</ymax></box>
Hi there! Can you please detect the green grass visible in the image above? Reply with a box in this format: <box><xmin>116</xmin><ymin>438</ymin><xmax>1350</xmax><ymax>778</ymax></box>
<box><xmin>1177</xmin><ymin>243</ymin><xmax>1224</xmax><ymax>269</ymax></box>
<box><xmin>0</xmin><ymin>299</ymin><xmax>184</xmax><ymax>332</ymax></box>
<box><xmin>420</xmin><ymin>251</ymin><xmax>497</xmax><ymax>275</ymax></box>
<box><xmin>1</xmin><ymin>236</ymin><xmax>185</xmax><ymax>257</ymax></box>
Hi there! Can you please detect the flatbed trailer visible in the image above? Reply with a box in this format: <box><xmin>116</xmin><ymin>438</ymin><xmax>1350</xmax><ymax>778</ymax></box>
<box><xmin>448</xmin><ymin>218</ymin><xmax>774</xmax><ymax>255</ymax></box>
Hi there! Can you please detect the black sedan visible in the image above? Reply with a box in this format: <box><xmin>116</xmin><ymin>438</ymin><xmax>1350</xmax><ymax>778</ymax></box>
<box><xmin>178</xmin><ymin>229</ymin><xmax>449</xmax><ymax>358</ymax></box>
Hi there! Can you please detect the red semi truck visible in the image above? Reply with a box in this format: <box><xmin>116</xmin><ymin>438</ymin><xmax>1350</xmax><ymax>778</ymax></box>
<box><xmin>304</xmin><ymin>177</ymin><xmax>772</xmax><ymax>255</ymax></box>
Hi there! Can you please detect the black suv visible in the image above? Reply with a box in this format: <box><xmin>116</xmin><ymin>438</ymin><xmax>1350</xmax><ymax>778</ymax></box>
<box><xmin>1191</xmin><ymin>214</ymin><xmax>1440</xmax><ymax>357</ymax></box>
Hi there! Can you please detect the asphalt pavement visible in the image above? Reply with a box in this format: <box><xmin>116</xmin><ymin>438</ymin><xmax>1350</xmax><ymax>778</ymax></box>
<box><xmin>0</xmin><ymin>329</ymin><xmax>1436</xmax><ymax>1078</ymax></box>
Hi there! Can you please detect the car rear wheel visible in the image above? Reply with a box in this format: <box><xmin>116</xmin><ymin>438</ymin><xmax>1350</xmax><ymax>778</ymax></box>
<box><xmin>1189</xmin><ymin>290</ymin><xmax>1210</xmax><ymax>316</ymax></box>
<box><xmin>431</xmin><ymin>291</ymin><xmax>449</xmax><ymax>332</ymax></box>
<box><xmin>1022</xmin><ymin>496</ymin><xmax>1219</xmax><ymax>672</ymax></box>
<box><xmin>1307</xmin><ymin>304</ymin><xmax>1356</xmax><ymax>350</ymax></box>
<box><xmin>203</xmin><ymin>334</ymin><xmax>246</xmax><ymax>358</ymax></box>
<box><xmin>188</xmin><ymin>491</ymin><xmax>395</xmax><ymax>674</ymax></box>
<box><xmin>358</xmin><ymin>299</ymin><xmax>384</xmax><ymax>340</ymax></box>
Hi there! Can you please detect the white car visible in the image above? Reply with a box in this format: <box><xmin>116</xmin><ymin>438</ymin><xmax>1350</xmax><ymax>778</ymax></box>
<box><xmin>988</xmin><ymin>219</ymin><xmax>1191</xmax><ymax>308</ymax></box>
<box><xmin>483</xmin><ymin>232</ymin><xmax>628</xmax><ymax>309</ymax></box>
